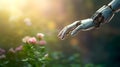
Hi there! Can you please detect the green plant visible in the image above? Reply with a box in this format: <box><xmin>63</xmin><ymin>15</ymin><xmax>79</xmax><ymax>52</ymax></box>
<box><xmin>0</xmin><ymin>33</ymin><xmax>48</xmax><ymax>67</ymax></box>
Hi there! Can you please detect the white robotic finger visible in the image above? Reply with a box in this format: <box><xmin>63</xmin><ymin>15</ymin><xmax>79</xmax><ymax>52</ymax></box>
<box><xmin>58</xmin><ymin>21</ymin><xmax>81</xmax><ymax>40</ymax></box>
<box><xmin>60</xmin><ymin>27</ymin><xmax>69</xmax><ymax>40</ymax></box>
<box><xmin>58</xmin><ymin>29</ymin><xmax>64</xmax><ymax>38</ymax></box>
<box><xmin>58</xmin><ymin>26</ymin><xmax>72</xmax><ymax>40</ymax></box>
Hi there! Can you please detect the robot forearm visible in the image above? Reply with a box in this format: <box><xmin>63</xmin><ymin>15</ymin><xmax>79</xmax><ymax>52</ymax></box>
<box><xmin>92</xmin><ymin>0</ymin><xmax>120</xmax><ymax>27</ymax></box>
<box><xmin>108</xmin><ymin>0</ymin><xmax>120</xmax><ymax>13</ymax></box>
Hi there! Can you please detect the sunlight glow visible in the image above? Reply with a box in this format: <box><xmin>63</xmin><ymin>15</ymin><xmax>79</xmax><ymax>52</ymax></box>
<box><xmin>0</xmin><ymin>0</ymin><xmax>27</xmax><ymax>18</ymax></box>
<box><xmin>0</xmin><ymin>0</ymin><xmax>69</xmax><ymax>23</ymax></box>
<box><xmin>0</xmin><ymin>0</ymin><xmax>52</xmax><ymax>18</ymax></box>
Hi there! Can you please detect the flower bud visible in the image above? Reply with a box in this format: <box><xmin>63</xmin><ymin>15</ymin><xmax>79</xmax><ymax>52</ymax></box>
<box><xmin>8</xmin><ymin>48</ymin><xmax>16</xmax><ymax>53</ymax></box>
<box><xmin>44</xmin><ymin>53</ymin><xmax>48</xmax><ymax>58</ymax></box>
<box><xmin>15</xmin><ymin>45</ymin><xmax>23</xmax><ymax>52</ymax></box>
<box><xmin>0</xmin><ymin>48</ymin><xmax>6</xmax><ymax>55</ymax></box>
<box><xmin>36</xmin><ymin>33</ymin><xmax>44</xmax><ymax>39</ymax></box>
<box><xmin>38</xmin><ymin>40</ymin><xmax>46</xmax><ymax>45</ymax></box>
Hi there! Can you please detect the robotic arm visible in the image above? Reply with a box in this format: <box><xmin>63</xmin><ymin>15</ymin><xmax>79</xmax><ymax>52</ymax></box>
<box><xmin>58</xmin><ymin>0</ymin><xmax>120</xmax><ymax>40</ymax></box>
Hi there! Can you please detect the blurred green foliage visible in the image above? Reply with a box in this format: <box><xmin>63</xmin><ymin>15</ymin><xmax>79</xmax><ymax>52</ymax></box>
<box><xmin>0</xmin><ymin>34</ymin><xmax>48</xmax><ymax>67</ymax></box>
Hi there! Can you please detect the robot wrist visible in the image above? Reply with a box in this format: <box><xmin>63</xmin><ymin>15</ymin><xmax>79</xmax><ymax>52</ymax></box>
<box><xmin>92</xmin><ymin>5</ymin><xmax>115</xmax><ymax>28</ymax></box>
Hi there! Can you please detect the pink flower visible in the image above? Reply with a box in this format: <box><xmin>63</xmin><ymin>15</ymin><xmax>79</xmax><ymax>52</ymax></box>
<box><xmin>36</xmin><ymin>33</ymin><xmax>44</xmax><ymax>39</ymax></box>
<box><xmin>8</xmin><ymin>48</ymin><xmax>16</xmax><ymax>53</ymax></box>
<box><xmin>0</xmin><ymin>48</ymin><xmax>5</xmax><ymax>55</ymax></box>
<box><xmin>38</xmin><ymin>40</ymin><xmax>46</xmax><ymax>45</ymax></box>
<box><xmin>15</xmin><ymin>45</ymin><xmax>23</xmax><ymax>52</ymax></box>
<box><xmin>22</xmin><ymin>36</ymin><xmax>31</xmax><ymax>43</ymax></box>
<box><xmin>27</xmin><ymin>37</ymin><xmax>37</xmax><ymax>44</ymax></box>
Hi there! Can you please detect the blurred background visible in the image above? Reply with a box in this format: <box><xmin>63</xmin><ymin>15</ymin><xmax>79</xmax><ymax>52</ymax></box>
<box><xmin>0</xmin><ymin>0</ymin><xmax>120</xmax><ymax>67</ymax></box>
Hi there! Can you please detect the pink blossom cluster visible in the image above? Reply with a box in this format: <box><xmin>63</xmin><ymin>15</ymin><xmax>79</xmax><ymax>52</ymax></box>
<box><xmin>0</xmin><ymin>33</ymin><xmax>47</xmax><ymax>59</ymax></box>
<box><xmin>9</xmin><ymin>45</ymin><xmax>23</xmax><ymax>53</ymax></box>
<box><xmin>22</xmin><ymin>33</ymin><xmax>46</xmax><ymax>45</ymax></box>
<box><xmin>0</xmin><ymin>45</ymin><xmax>23</xmax><ymax>59</ymax></box>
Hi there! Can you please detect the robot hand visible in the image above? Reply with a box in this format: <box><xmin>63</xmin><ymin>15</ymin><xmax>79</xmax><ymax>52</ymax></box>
<box><xmin>58</xmin><ymin>0</ymin><xmax>120</xmax><ymax>40</ymax></box>
<box><xmin>58</xmin><ymin>19</ymin><xmax>95</xmax><ymax>40</ymax></box>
